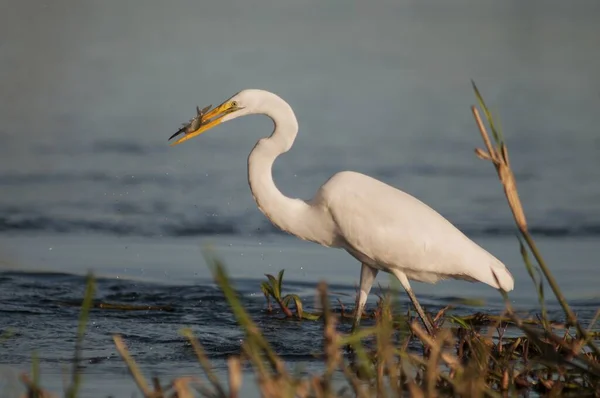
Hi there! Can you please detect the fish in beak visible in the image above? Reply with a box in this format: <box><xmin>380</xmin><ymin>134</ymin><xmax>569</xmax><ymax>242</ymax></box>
<box><xmin>168</xmin><ymin>99</ymin><xmax>241</xmax><ymax>146</ymax></box>
<box><xmin>168</xmin><ymin>105</ymin><xmax>213</xmax><ymax>141</ymax></box>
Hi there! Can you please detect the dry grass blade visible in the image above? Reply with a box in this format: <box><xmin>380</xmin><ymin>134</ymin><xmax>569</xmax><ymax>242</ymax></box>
<box><xmin>227</xmin><ymin>357</ymin><xmax>242</xmax><ymax>398</ymax></box>
<box><xmin>205</xmin><ymin>250</ymin><xmax>290</xmax><ymax>378</ymax></box>
<box><xmin>338</xmin><ymin>361</ymin><xmax>369</xmax><ymax>398</ymax></box>
<box><xmin>471</xmin><ymin>80</ymin><xmax>504</xmax><ymax>146</ymax></box>
<box><xmin>112</xmin><ymin>334</ymin><xmax>152</xmax><ymax>397</ymax></box>
<box><xmin>171</xmin><ymin>377</ymin><xmax>198</xmax><ymax>398</ymax></box>
<box><xmin>410</xmin><ymin>322</ymin><xmax>459</xmax><ymax>370</ymax></box>
<box><xmin>406</xmin><ymin>382</ymin><xmax>425</xmax><ymax>398</ymax></box>
<box><xmin>26</xmin><ymin>377</ymin><xmax>53</xmax><ymax>398</ymax></box>
<box><xmin>65</xmin><ymin>272</ymin><xmax>95</xmax><ymax>398</ymax></box>
<box><xmin>318</xmin><ymin>281</ymin><xmax>340</xmax><ymax>397</ymax></box>
<box><xmin>20</xmin><ymin>373</ymin><xmax>57</xmax><ymax>398</ymax></box>
<box><xmin>471</xmin><ymin>106</ymin><xmax>526</xmax><ymax>231</ymax></box>
<box><xmin>180</xmin><ymin>328</ymin><xmax>227</xmax><ymax>397</ymax></box>
<box><xmin>587</xmin><ymin>310</ymin><xmax>600</xmax><ymax>330</ymax></box>
<box><xmin>425</xmin><ymin>336</ymin><xmax>441</xmax><ymax>397</ymax></box>
<box><xmin>152</xmin><ymin>377</ymin><xmax>163</xmax><ymax>395</ymax></box>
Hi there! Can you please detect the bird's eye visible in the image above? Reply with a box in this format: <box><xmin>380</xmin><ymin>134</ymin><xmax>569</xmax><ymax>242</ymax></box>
<box><xmin>231</xmin><ymin>101</ymin><xmax>238</xmax><ymax>108</ymax></box>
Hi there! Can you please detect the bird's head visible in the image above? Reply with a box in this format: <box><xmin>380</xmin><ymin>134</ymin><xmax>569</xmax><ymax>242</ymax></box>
<box><xmin>168</xmin><ymin>89</ymin><xmax>265</xmax><ymax>146</ymax></box>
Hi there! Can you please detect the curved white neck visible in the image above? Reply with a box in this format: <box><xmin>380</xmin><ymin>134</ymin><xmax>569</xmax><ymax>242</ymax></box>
<box><xmin>246</xmin><ymin>94</ymin><xmax>334</xmax><ymax>244</ymax></box>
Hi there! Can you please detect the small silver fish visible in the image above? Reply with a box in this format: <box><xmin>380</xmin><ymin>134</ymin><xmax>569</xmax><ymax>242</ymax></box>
<box><xmin>168</xmin><ymin>105</ymin><xmax>212</xmax><ymax>141</ymax></box>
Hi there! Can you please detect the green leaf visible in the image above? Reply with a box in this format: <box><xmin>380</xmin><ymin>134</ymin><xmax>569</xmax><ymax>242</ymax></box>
<box><xmin>519</xmin><ymin>236</ymin><xmax>548</xmax><ymax>327</ymax></box>
<box><xmin>536</xmin><ymin>267</ymin><xmax>548</xmax><ymax>325</ymax></box>
<box><xmin>277</xmin><ymin>269</ymin><xmax>285</xmax><ymax>300</ymax></box>
<box><xmin>0</xmin><ymin>329</ymin><xmax>14</xmax><ymax>342</ymax></box>
<box><xmin>260</xmin><ymin>281</ymin><xmax>274</xmax><ymax>298</ymax></box>
<box><xmin>448</xmin><ymin>315</ymin><xmax>471</xmax><ymax>329</ymax></box>
<box><xmin>32</xmin><ymin>351</ymin><xmax>39</xmax><ymax>389</ymax></box>
<box><xmin>301</xmin><ymin>312</ymin><xmax>321</xmax><ymax>321</ymax></box>
<box><xmin>350</xmin><ymin>341</ymin><xmax>375</xmax><ymax>379</ymax></box>
<box><xmin>520</xmin><ymin>238</ymin><xmax>537</xmax><ymax>283</ymax></box>
<box><xmin>337</xmin><ymin>326</ymin><xmax>381</xmax><ymax>346</ymax></box>
<box><xmin>283</xmin><ymin>293</ymin><xmax>304</xmax><ymax>319</ymax></box>
<box><xmin>66</xmin><ymin>272</ymin><xmax>96</xmax><ymax>398</ymax></box>
<box><xmin>471</xmin><ymin>80</ymin><xmax>504</xmax><ymax>146</ymax></box>
<box><xmin>492</xmin><ymin>108</ymin><xmax>505</xmax><ymax>145</ymax></box>
<box><xmin>265</xmin><ymin>273</ymin><xmax>280</xmax><ymax>300</ymax></box>
<box><xmin>279</xmin><ymin>294</ymin><xmax>321</xmax><ymax>320</ymax></box>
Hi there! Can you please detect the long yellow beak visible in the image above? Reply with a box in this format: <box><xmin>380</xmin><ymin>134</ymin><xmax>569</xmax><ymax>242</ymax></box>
<box><xmin>169</xmin><ymin>100</ymin><xmax>239</xmax><ymax>146</ymax></box>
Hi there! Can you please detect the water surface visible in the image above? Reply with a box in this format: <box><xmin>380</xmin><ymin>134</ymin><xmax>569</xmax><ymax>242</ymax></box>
<box><xmin>1</xmin><ymin>0</ymin><xmax>599</xmax><ymax>395</ymax></box>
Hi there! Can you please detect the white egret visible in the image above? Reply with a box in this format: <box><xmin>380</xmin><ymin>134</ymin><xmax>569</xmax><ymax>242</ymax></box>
<box><xmin>169</xmin><ymin>89</ymin><xmax>514</xmax><ymax>334</ymax></box>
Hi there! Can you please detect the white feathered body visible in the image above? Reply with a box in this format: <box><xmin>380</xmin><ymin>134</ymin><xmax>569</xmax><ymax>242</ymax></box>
<box><xmin>308</xmin><ymin>170</ymin><xmax>514</xmax><ymax>291</ymax></box>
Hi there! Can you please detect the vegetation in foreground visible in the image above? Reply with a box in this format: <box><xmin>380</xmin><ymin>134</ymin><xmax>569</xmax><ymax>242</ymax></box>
<box><xmin>9</xmin><ymin>84</ymin><xmax>600</xmax><ymax>397</ymax></box>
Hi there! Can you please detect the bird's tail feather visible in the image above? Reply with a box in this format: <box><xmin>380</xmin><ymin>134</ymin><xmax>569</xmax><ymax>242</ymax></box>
<box><xmin>483</xmin><ymin>264</ymin><xmax>514</xmax><ymax>292</ymax></box>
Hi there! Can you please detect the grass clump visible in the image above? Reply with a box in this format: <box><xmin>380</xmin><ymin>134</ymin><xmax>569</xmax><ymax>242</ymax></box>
<box><xmin>13</xmin><ymin>83</ymin><xmax>600</xmax><ymax>397</ymax></box>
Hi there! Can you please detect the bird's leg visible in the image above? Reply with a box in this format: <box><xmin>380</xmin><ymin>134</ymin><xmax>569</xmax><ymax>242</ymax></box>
<box><xmin>392</xmin><ymin>270</ymin><xmax>435</xmax><ymax>335</ymax></box>
<box><xmin>346</xmin><ymin>263</ymin><xmax>378</xmax><ymax>364</ymax></box>
<box><xmin>404</xmin><ymin>285</ymin><xmax>435</xmax><ymax>335</ymax></box>
<box><xmin>351</xmin><ymin>263</ymin><xmax>378</xmax><ymax>333</ymax></box>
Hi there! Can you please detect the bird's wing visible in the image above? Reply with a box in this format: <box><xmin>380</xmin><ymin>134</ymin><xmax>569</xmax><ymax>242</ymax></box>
<box><xmin>318</xmin><ymin>171</ymin><xmax>514</xmax><ymax>290</ymax></box>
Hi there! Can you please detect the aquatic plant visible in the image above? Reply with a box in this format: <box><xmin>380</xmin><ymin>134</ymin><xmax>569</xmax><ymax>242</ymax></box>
<box><xmin>13</xmin><ymin>83</ymin><xmax>600</xmax><ymax>397</ymax></box>
<box><xmin>260</xmin><ymin>269</ymin><xmax>319</xmax><ymax>320</ymax></box>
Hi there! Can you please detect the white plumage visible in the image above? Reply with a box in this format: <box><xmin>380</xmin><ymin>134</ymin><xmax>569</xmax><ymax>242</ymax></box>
<box><xmin>319</xmin><ymin>171</ymin><xmax>514</xmax><ymax>290</ymax></box>
<box><xmin>169</xmin><ymin>89</ymin><xmax>514</xmax><ymax>333</ymax></box>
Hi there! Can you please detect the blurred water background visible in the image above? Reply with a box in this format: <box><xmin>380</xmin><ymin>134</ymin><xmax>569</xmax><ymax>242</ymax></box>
<box><xmin>1</xmin><ymin>0</ymin><xmax>599</xmax><ymax>396</ymax></box>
